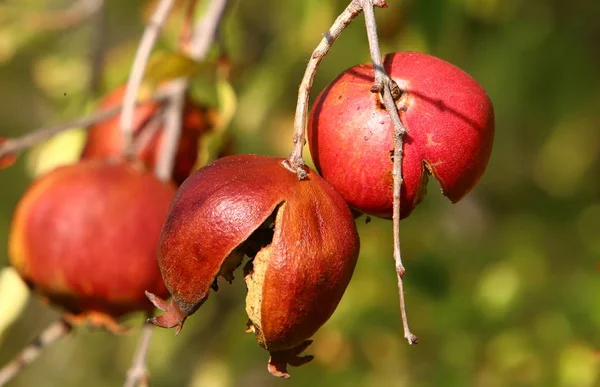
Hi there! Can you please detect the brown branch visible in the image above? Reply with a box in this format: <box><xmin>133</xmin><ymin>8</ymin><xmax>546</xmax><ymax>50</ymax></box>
<box><xmin>0</xmin><ymin>318</ymin><xmax>72</xmax><ymax>386</ymax></box>
<box><xmin>122</xmin><ymin>0</ymin><xmax>230</xmax><ymax>384</ymax></box>
<box><xmin>186</xmin><ymin>0</ymin><xmax>229</xmax><ymax>60</ymax></box>
<box><xmin>361</xmin><ymin>0</ymin><xmax>416</xmax><ymax>345</ymax></box>
<box><xmin>26</xmin><ymin>0</ymin><xmax>103</xmax><ymax>31</ymax></box>
<box><xmin>284</xmin><ymin>0</ymin><xmax>364</xmax><ymax>179</ymax></box>
<box><xmin>280</xmin><ymin>0</ymin><xmax>415</xmax><ymax>342</ymax></box>
<box><xmin>123</xmin><ymin>321</ymin><xmax>154</xmax><ymax>387</ymax></box>
<box><xmin>154</xmin><ymin>79</ymin><xmax>187</xmax><ymax>181</ymax></box>
<box><xmin>179</xmin><ymin>0</ymin><xmax>199</xmax><ymax>50</ymax></box>
<box><xmin>153</xmin><ymin>0</ymin><xmax>230</xmax><ymax>182</ymax></box>
<box><xmin>120</xmin><ymin>0</ymin><xmax>177</xmax><ymax>150</ymax></box>
<box><xmin>88</xmin><ymin>0</ymin><xmax>107</xmax><ymax>95</ymax></box>
<box><xmin>119</xmin><ymin>0</ymin><xmax>183</xmax><ymax>383</ymax></box>
<box><xmin>128</xmin><ymin>108</ymin><xmax>165</xmax><ymax>159</ymax></box>
<box><xmin>0</xmin><ymin>92</ymin><xmax>171</xmax><ymax>162</ymax></box>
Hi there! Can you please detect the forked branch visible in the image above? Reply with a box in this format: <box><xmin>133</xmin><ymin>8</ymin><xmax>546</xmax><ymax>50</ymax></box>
<box><xmin>154</xmin><ymin>0</ymin><xmax>230</xmax><ymax>182</ymax></box>
<box><xmin>119</xmin><ymin>0</ymin><xmax>177</xmax><ymax>150</ymax></box>
<box><xmin>284</xmin><ymin>0</ymin><xmax>364</xmax><ymax>179</ymax></box>
<box><xmin>124</xmin><ymin>0</ymin><xmax>231</xmax><ymax>385</ymax></box>
<box><xmin>0</xmin><ymin>92</ymin><xmax>171</xmax><ymax>163</ymax></box>
<box><xmin>283</xmin><ymin>0</ymin><xmax>417</xmax><ymax>343</ymax></box>
<box><xmin>361</xmin><ymin>0</ymin><xmax>416</xmax><ymax>344</ymax></box>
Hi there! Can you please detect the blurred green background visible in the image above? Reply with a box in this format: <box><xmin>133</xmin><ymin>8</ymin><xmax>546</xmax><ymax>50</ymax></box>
<box><xmin>1</xmin><ymin>0</ymin><xmax>600</xmax><ymax>386</ymax></box>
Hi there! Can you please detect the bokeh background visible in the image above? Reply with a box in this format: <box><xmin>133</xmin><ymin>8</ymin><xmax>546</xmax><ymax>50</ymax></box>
<box><xmin>1</xmin><ymin>0</ymin><xmax>600</xmax><ymax>386</ymax></box>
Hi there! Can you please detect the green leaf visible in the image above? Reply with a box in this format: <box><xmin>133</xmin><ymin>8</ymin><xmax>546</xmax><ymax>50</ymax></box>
<box><xmin>194</xmin><ymin>65</ymin><xmax>237</xmax><ymax>169</ymax></box>
<box><xmin>143</xmin><ymin>50</ymin><xmax>215</xmax><ymax>88</ymax></box>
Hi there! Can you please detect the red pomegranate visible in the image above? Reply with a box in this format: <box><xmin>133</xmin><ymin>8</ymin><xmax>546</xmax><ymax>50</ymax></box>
<box><xmin>308</xmin><ymin>51</ymin><xmax>495</xmax><ymax>219</ymax></box>
<box><xmin>9</xmin><ymin>159</ymin><xmax>175</xmax><ymax>331</ymax></box>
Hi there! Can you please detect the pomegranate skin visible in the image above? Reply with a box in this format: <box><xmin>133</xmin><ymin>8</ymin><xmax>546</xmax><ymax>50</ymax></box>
<box><xmin>81</xmin><ymin>85</ymin><xmax>215</xmax><ymax>185</ymax></box>
<box><xmin>308</xmin><ymin>51</ymin><xmax>495</xmax><ymax>219</ymax></box>
<box><xmin>9</xmin><ymin>159</ymin><xmax>175</xmax><ymax>329</ymax></box>
<box><xmin>149</xmin><ymin>154</ymin><xmax>360</xmax><ymax>377</ymax></box>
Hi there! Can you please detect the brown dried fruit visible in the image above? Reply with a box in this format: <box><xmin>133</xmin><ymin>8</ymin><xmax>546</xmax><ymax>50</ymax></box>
<box><xmin>147</xmin><ymin>154</ymin><xmax>360</xmax><ymax>377</ymax></box>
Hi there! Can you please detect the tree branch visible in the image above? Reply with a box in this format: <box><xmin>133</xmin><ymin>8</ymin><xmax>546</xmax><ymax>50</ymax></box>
<box><xmin>122</xmin><ymin>322</ymin><xmax>154</xmax><ymax>387</ymax></box>
<box><xmin>119</xmin><ymin>0</ymin><xmax>177</xmax><ymax>150</ymax></box>
<box><xmin>284</xmin><ymin>0</ymin><xmax>364</xmax><ymax>179</ymax></box>
<box><xmin>123</xmin><ymin>0</ymin><xmax>231</xmax><ymax>385</ymax></box>
<box><xmin>154</xmin><ymin>79</ymin><xmax>187</xmax><ymax>181</ymax></box>
<box><xmin>153</xmin><ymin>0</ymin><xmax>230</xmax><ymax>182</ymax></box>
<box><xmin>0</xmin><ymin>92</ymin><xmax>171</xmax><ymax>163</ymax></box>
<box><xmin>128</xmin><ymin>108</ymin><xmax>165</xmax><ymax>158</ymax></box>
<box><xmin>26</xmin><ymin>0</ymin><xmax>103</xmax><ymax>31</ymax></box>
<box><xmin>179</xmin><ymin>0</ymin><xmax>200</xmax><ymax>51</ymax></box>
<box><xmin>0</xmin><ymin>1</ymin><xmax>229</xmax><ymax>386</ymax></box>
<box><xmin>187</xmin><ymin>0</ymin><xmax>229</xmax><ymax>60</ymax></box>
<box><xmin>0</xmin><ymin>319</ymin><xmax>72</xmax><ymax>386</ymax></box>
<box><xmin>361</xmin><ymin>0</ymin><xmax>417</xmax><ymax>345</ymax></box>
<box><xmin>88</xmin><ymin>0</ymin><xmax>107</xmax><ymax>95</ymax></box>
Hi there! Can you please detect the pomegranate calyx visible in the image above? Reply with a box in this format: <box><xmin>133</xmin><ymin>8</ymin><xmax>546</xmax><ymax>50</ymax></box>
<box><xmin>146</xmin><ymin>291</ymin><xmax>187</xmax><ymax>335</ymax></box>
<box><xmin>267</xmin><ymin>340</ymin><xmax>314</xmax><ymax>378</ymax></box>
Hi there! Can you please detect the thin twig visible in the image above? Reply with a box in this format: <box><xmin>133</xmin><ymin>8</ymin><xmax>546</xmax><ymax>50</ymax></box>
<box><xmin>122</xmin><ymin>1</ymin><xmax>230</xmax><ymax>385</ymax></box>
<box><xmin>120</xmin><ymin>0</ymin><xmax>177</xmax><ymax>150</ymax></box>
<box><xmin>128</xmin><ymin>108</ymin><xmax>165</xmax><ymax>158</ymax></box>
<box><xmin>179</xmin><ymin>0</ymin><xmax>199</xmax><ymax>50</ymax></box>
<box><xmin>0</xmin><ymin>92</ymin><xmax>172</xmax><ymax>162</ymax></box>
<box><xmin>154</xmin><ymin>79</ymin><xmax>187</xmax><ymax>181</ymax></box>
<box><xmin>0</xmin><ymin>319</ymin><xmax>72</xmax><ymax>386</ymax></box>
<box><xmin>361</xmin><ymin>0</ymin><xmax>417</xmax><ymax>345</ymax></box>
<box><xmin>187</xmin><ymin>0</ymin><xmax>229</xmax><ymax>60</ymax></box>
<box><xmin>123</xmin><ymin>322</ymin><xmax>154</xmax><ymax>387</ymax></box>
<box><xmin>119</xmin><ymin>1</ymin><xmax>181</xmax><ymax>384</ymax></box>
<box><xmin>26</xmin><ymin>0</ymin><xmax>103</xmax><ymax>31</ymax></box>
<box><xmin>284</xmin><ymin>0</ymin><xmax>363</xmax><ymax>179</ymax></box>
<box><xmin>88</xmin><ymin>0</ymin><xmax>106</xmax><ymax>95</ymax></box>
<box><xmin>153</xmin><ymin>0</ymin><xmax>230</xmax><ymax>182</ymax></box>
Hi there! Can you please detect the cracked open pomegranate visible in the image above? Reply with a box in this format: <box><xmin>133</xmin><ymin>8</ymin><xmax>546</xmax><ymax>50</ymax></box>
<box><xmin>308</xmin><ymin>51</ymin><xmax>495</xmax><ymax>219</ymax></box>
<box><xmin>9</xmin><ymin>159</ymin><xmax>175</xmax><ymax>332</ymax></box>
<box><xmin>146</xmin><ymin>154</ymin><xmax>360</xmax><ymax>377</ymax></box>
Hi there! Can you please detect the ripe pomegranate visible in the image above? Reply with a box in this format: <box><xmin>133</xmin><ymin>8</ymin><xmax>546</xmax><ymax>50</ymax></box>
<box><xmin>308</xmin><ymin>51</ymin><xmax>495</xmax><ymax>219</ymax></box>
<box><xmin>146</xmin><ymin>154</ymin><xmax>360</xmax><ymax>377</ymax></box>
<box><xmin>81</xmin><ymin>85</ymin><xmax>216</xmax><ymax>185</ymax></box>
<box><xmin>9</xmin><ymin>159</ymin><xmax>175</xmax><ymax>332</ymax></box>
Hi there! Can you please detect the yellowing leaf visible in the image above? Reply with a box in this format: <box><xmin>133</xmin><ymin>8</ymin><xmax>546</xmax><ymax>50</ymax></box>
<box><xmin>214</xmin><ymin>65</ymin><xmax>237</xmax><ymax>133</ymax></box>
<box><xmin>26</xmin><ymin>128</ymin><xmax>86</xmax><ymax>177</ymax></box>
<box><xmin>189</xmin><ymin>358</ymin><xmax>232</xmax><ymax>387</ymax></box>
<box><xmin>143</xmin><ymin>50</ymin><xmax>215</xmax><ymax>89</ymax></box>
<box><xmin>0</xmin><ymin>267</ymin><xmax>29</xmax><ymax>340</ymax></box>
<box><xmin>194</xmin><ymin>66</ymin><xmax>238</xmax><ymax>170</ymax></box>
